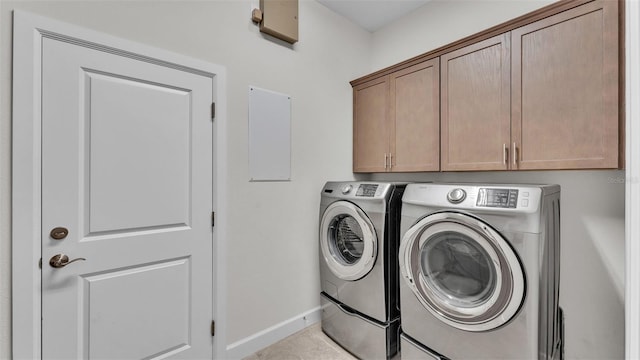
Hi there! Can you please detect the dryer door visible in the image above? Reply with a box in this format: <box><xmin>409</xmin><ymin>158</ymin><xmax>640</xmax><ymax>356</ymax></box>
<box><xmin>320</xmin><ymin>201</ymin><xmax>377</xmax><ymax>281</ymax></box>
<box><xmin>399</xmin><ymin>211</ymin><xmax>525</xmax><ymax>332</ymax></box>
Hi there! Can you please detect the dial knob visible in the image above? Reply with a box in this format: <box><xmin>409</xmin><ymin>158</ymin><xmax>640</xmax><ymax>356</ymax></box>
<box><xmin>341</xmin><ymin>185</ymin><xmax>353</xmax><ymax>194</ymax></box>
<box><xmin>447</xmin><ymin>188</ymin><xmax>466</xmax><ymax>204</ymax></box>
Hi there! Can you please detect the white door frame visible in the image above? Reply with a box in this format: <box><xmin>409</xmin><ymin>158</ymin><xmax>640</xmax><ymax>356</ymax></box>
<box><xmin>11</xmin><ymin>11</ymin><xmax>228</xmax><ymax>359</ymax></box>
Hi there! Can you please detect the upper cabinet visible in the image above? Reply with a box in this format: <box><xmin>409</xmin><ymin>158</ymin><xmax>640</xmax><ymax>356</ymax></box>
<box><xmin>511</xmin><ymin>0</ymin><xmax>619</xmax><ymax>170</ymax></box>
<box><xmin>353</xmin><ymin>59</ymin><xmax>440</xmax><ymax>173</ymax></box>
<box><xmin>441</xmin><ymin>33</ymin><xmax>511</xmax><ymax>171</ymax></box>
<box><xmin>351</xmin><ymin>0</ymin><xmax>622</xmax><ymax>173</ymax></box>
<box><xmin>353</xmin><ymin>76</ymin><xmax>389</xmax><ymax>173</ymax></box>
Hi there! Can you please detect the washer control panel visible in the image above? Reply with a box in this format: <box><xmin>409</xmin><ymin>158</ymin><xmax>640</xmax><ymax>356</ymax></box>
<box><xmin>322</xmin><ymin>182</ymin><xmax>393</xmax><ymax>199</ymax></box>
<box><xmin>356</xmin><ymin>184</ymin><xmax>379</xmax><ymax>197</ymax></box>
<box><xmin>476</xmin><ymin>188</ymin><xmax>519</xmax><ymax>208</ymax></box>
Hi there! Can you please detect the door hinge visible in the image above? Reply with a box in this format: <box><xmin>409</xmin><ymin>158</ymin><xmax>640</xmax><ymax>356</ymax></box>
<box><xmin>211</xmin><ymin>102</ymin><xmax>216</xmax><ymax>120</ymax></box>
<box><xmin>211</xmin><ymin>320</ymin><xmax>216</xmax><ymax>336</ymax></box>
<box><xmin>212</xmin><ymin>211</ymin><xmax>215</xmax><ymax>227</ymax></box>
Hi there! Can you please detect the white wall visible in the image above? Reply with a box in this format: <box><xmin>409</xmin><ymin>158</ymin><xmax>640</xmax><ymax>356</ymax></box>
<box><xmin>0</xmin><ymin>1</ymin><xmax>370</xmax><ymax>357</ymax></box>
<box><xmin>370</xmin><ymin>0</ymin><xmax>556</xmax><ymax>71</ymax></box>
<box><xmin>625</xmin><ymin>2</ymin><xmax>640</xmax><ymax>358</ymax></box>
<box><xmin>368</xmin><ymin>1</ymin><xmax>626</xmax><ymax>358</ymax></box>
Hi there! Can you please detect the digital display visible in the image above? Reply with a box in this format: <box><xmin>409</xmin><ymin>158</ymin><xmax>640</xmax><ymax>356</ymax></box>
<box><xmin>476</xmin><ymin>188</ymin><xmax>518</xmax><ymax>208</ymax></box>
<box><xmin>356</xmin><ymin>184</ymin><xmax>378</xmax><ymax>197</ymax></box>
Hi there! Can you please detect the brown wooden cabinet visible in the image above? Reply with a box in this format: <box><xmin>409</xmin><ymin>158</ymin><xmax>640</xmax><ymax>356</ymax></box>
<box><xmin>351</xmin><ymin>0</ymin><xmax>621</xmax><ymax>173</ymax></box>
<box><xmin>353</xmin><ymin>76</ymin><xmax>389</xmax><ymax>173</ymax></box>
<box><xmin>441</xmin><ymin>0</ymin><xmax>619</xmax><ymax>171</ymax></box>
<box><xmin>353</xmin><ymin>59</ymin><xmax>440</xmax><ymax>173</ymax></box>
<box><xmin>511</xmin><ymin>0</ymin><xmax>619</xmax><ymax>170</ymax></box>
<box><xmin>441</xmin><ymin>33</ymin><xmax>511</xmax><ymax>171</ymax></box>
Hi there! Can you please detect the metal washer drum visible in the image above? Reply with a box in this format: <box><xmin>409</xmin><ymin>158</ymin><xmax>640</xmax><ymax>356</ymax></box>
<box><xmin>320</xmin><ymin>200</ymin><xmax>378</xmax><ymax>281</ymax></box>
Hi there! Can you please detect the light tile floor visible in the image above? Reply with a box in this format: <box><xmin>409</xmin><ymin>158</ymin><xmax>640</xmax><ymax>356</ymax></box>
<box><xmin>243</xmin><ymin>323</ymin><xmax>358</xmax><ymax>360</ymax></box>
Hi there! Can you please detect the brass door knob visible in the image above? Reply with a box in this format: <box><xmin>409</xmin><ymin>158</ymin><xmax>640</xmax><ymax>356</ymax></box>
<box><xmin>49</xmin><ymin>254</ymin><xmax>86</xmax><ymax>268</ymax></box>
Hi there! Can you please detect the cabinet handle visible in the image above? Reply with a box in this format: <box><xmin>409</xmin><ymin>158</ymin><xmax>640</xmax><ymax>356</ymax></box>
<box><xmin>384</xmin><ymin>153</ymin><xmax>388</xmax><ymax>170</ymax></box>
<box><xmin>513</xmin><ymin>142</ymin><xmax>518</xmax><ymax>166</ymax></box>
<box><xmin>389</xmin><ymin>153</ymin><xmax>393</xmax><ymax>169</ymax></box>
<box><xmin>503</xmin><ymin>144</ymin><xmax>508</xmax><ymax>165</ymax></box>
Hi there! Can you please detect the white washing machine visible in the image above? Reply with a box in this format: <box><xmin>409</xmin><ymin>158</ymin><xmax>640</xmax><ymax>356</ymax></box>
<box><xmin>398</xmin><ymin>183</ymin><xmax>563</xmax><ymax>360</ymax></box>
<box><xmin>319</xmin><ymin>181</ymin><xmax>406</xmax><ymax>359</ymax></box>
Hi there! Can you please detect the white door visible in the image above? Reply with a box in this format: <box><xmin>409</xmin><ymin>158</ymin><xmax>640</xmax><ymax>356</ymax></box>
<box><xmin>41</xmin><ymin>35</ymin><xmax>213</xmax><ymax>359</ymax></box>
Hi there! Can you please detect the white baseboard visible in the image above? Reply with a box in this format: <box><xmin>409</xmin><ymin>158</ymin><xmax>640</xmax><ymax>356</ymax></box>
<box><xmin>225</xmin><ymin>306</ymin><xmax>322</xmax><ymax>360</ymax></box>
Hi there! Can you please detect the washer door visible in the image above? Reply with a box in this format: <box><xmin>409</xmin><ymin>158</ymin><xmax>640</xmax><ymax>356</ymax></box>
<box><xmin>320</xmin><ymin>201</ymin><xmax>377</xmax><ymax>281</ymax></box>
<box><xmin>399</xmin><ymin>211</ymin><xmax>525</xmax><ymax>332</ymax></box>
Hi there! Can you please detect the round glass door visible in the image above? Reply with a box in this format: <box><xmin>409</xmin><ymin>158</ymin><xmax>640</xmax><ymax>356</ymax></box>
<box><xmin>399</xmin><ymin>212</ymin><xmax>525</xmax><ymax>332</ymax></box>
<box><xmin>320</xmin><ymin>201</ymin><xmax>377</xmax><ymax>281</ymax></box>
<box><xmin>420</xmin><ymin>230</ymin><xmax>497</xmax><ymax>309</ymax></box>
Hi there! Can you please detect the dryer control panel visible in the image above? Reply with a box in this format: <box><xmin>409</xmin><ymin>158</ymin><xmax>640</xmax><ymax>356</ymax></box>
<box><xmin>403</xmin><ymin>183</ymin><xmax>557</xmax><ymax>216</ymax></box>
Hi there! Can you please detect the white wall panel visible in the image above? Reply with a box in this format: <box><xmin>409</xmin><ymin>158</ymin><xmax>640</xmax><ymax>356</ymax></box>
<box><xmin>248</xmin><ymin>86</ymin><xmax>291</xmax><ymax>181</ymax></box>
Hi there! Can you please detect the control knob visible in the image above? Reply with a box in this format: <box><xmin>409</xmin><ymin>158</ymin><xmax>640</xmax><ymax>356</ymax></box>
<box><xmin>447</xmin><ymin>188</ymin><xmax>466</xmax><ymax>204</ymax></box>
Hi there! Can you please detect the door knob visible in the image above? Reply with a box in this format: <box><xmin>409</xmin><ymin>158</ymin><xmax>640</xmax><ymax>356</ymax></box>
<box><xmin>49</xmin><ymin>254</ymin><xmax>86</xmax><ymax>268</ymax></box>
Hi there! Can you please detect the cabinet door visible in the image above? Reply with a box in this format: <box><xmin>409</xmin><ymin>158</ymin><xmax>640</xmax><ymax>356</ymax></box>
<box><xmin>441</xmin><ymin>33</ymin><xmax>511</xmax><ymax>171</ymax></box>
<box><xmin>353</xmin><ymin>77</ymin><xmax>390</xmax><ymax>172</ymax></box>
<box><xmin>512</xmin><ymin>0</ymin><xmax>619</xmax><ymax>170</ymax></box>
<box><xmin>390</xmin><ymin>59</ymin><xmax>440</xmax><ymax>172</ymax></box>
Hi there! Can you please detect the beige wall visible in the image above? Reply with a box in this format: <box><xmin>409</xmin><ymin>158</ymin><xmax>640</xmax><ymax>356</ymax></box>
<box><xmin>0</xmin><ymin>0</ymin><xmax>370</xmax><ymax>356</ymax></box>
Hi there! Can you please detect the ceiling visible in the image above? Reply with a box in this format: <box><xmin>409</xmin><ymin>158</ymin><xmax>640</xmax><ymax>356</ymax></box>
<box><xmin>316</xmin><ymin>0</ymin><xmax>432</xmax><ymax>32</ymax></box>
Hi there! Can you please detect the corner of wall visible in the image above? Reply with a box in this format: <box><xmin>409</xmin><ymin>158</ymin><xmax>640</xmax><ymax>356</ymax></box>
<box><xmin>224</xmin><ymin>306</ymin><xmax>322</xmax><ymax>360</ymax></box>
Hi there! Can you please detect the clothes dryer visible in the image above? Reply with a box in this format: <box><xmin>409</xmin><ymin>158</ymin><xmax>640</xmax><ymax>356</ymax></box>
<box><xmin>398</xmin><ymin>183</ymin><xmax>562</xmax><ymax>360</ymax></box>
<box><xmin>319</xmin><ymin>181</ymin><xmax>405</xmax><ymax>359</ymax></box>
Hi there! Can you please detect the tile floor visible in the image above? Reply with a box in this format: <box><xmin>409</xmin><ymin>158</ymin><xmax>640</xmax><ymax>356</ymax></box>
<box><xmin>243</xmin><ymin>323</ymin><xmax>358</xmax><ymax>360</ymax></box>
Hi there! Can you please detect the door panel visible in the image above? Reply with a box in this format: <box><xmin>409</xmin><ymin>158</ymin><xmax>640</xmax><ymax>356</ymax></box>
<box><xmin>390</xmin><ymin>59</ymin><xmax>440</xmax><ymax>172</ymax></box>
<box><xmin>84</xmin><ymin>258</ymin><xmax>190</xmax><ymax>359</ymax></box>
<box><xmin>353</xmin><ymin>77</ymin><xmax>389</xmax><ymax>173</ymax></box>
<box><xmin>511</xmin><ymin>0</ymin><xmax>619</xmax><ymax>169</ymax></box>
<box><xmin>42</xmin><ymin>37</ymin><xmax>213</xmax><ymax>359</ymax></box>
<box><xmin>87</xmin><ymin>72</ymin><xmax>191</xmax><ymax>233</ymax></box>
<box><xmin>441</xmin><ymin>34</ymin><xmax>511</xmax><ymax>171</ymax></box>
